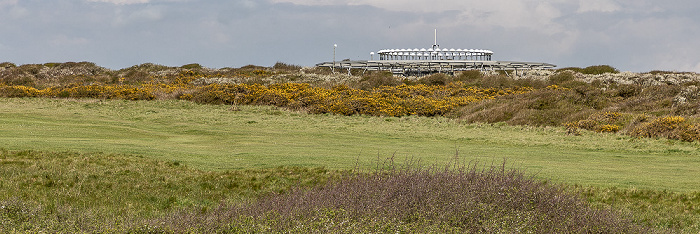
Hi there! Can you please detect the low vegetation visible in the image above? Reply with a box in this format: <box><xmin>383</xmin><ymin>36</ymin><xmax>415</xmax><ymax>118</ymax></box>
<box><xmin>3</xmin><ymin>62</ymin><xmax>700</xmax><ymax>142</ymax></box>
<box><xmin>2</xmin><ymin>61</ymin><xmax>700</xmax><ymax>232</ymax></box>
<box><xmin>0</xmin><ymin>150</ymin><xmax>339</xmax><ymax>232</ymax></box>
<box><xmin>147</xmin><ymin>161</ymin><xmax>646</xmax><ymax>233</ymax></box>
<box><xmin>1</xmin><ymin>150</ymin><xmax>656</xmax><ymax>233</ymax></box>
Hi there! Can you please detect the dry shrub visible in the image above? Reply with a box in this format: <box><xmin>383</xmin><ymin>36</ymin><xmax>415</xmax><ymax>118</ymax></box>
<box><xmin>549</xmin><ymin>71</ymin><xmax>576</xmax><ymax>84</ymax></box>
<box><xmin>614</xmin><ymin>84</ymin><xmax>642</xmax><ymax>98</ymax></box>
<box><xmin>673</xmin><ymin>102</ymin><xmax>700</xmax><ymax>116</ymax></box>
<box><xmin>478</xmin><ymin>75</ymin><xmax>518</xmax><ymax>88</ymax></box>
<box><xmin>618</xmin><ymin>85</ymin><xmax>681</xmax><ymax>113</ymax></box>
<box><xmin>149</xmin><ymin>161</ymin><xmax>644</xmax><ymax>233</ymax></box>
<box><xmin>457</xmin><ymin>88</ymin><xmax>595</xmax><ymax>126</ymax></box>
<box><xmin>418</xmin><ymin>73</ymin><xmax>450</xmax><ymax>86</ymax></box>
<box><xmin>509</xmin><ymin>108</ymin><xmax>576</xmax><ymax>126</ymax></box>
<box><xmin>457</xmin><ymin>99</ymin><xmax>517</xmax><ymax>123</ymax></box>
<box><xmin>356</xmin><ymin>71</ymin><xmax>401</xmax><ymax>90</ymax></box>
<box><xmin>512</xmin><ymin>78</ymin><xmax>549</xmax><ymax>89</ymax></box>
<box><xmin>272</xmin><ymin>62</ymin><xmax>302</xmax><ymax>72</ymax></box>
<box><xmin>557</xmin><ymin>65</ymin><xmax>619</xmax><ymax>75</ymax></box>
<box><xmin>454</xmin><ymin>70</ymin><xmax>482</xmax><ymax>82</ymax></box>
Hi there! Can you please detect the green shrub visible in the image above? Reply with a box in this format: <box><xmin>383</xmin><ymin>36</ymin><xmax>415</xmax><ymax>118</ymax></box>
<box><xmin>557</xmin><ymin>65</ymin><xmax>619</xmax><ymax>75</ymax></box>
<box><xmin>556</xmin><ymin>67</ymin><xmax>584</xmax><ymax>73</ymax></box>
<box><xmin>0</xmin><ymin>62</ymin><xmax>17</xmax><ymax>68</ymax></box>
<box><xmin>43</xmin><ymin>62</ymin><xmax>61</xmax><ymax>68</ymax></box>
<box><xmin>582</xmin><ymin>65</ymin><xmax>620</xmax><ymax>74</ymax></box>
<box><xmin>180</xmin><ymin>63</ymin><xmax>203</xmax><ymax>69</ymax></box>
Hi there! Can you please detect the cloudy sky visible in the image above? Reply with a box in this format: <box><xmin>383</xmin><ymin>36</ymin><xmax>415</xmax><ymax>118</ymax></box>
<box><xmin>1</xmin><ymin>0</ymin><xmax>699</xmax><ymax>72</ymax></box>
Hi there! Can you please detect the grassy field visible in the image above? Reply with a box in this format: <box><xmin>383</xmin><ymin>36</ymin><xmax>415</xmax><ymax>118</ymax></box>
<box><xmin>1</xmin><ymin>97</ymin><xmax>699</xmax><ymax>192</ymax></box>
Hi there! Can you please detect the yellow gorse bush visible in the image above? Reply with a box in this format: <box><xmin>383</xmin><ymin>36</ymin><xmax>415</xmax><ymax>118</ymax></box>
<box><xmin>565</xmin><ymin>111</ymin><xmax>626</xmax><ymax>134</ymax></box>
<box><xmin>182</xmin><ymin>82</ymin><xmax>532</xmax><ymax>117</ymax></box>
<box><xmin>0</xmin><ymin>84</ymin><xmax>156</xmax><ymax>100</ymax></box>
<box><xmin>630</xmin><ymin>116</ymin><xmax>687</xmax><ymax>138</ymax></box>
<box><xmin>595</xmin><ymin>124</ymin><xmax>620</xmax><ymax>133</ymax></box>
<box><xmin>0</xmin><ymin>82</ymin><xmax>532</xmax><ymax>117</ymax></box>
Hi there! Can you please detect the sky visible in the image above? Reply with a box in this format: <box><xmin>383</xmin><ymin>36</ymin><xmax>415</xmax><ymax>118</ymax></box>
<box><xmin>1</xmin><ymin>0</ymin><xmax>699</xmax><ymax>72</ymax></box>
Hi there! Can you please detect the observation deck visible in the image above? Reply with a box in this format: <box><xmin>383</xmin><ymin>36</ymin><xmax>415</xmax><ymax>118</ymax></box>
<box><xmin>377</xmin><ymin>48</ymin><xmax>493</xmax><ymax>61</ymax></box>
<box><xmin>316</xmin><ymin>30</ymin><xmax>555</xmax><ymax>76</ymax></box>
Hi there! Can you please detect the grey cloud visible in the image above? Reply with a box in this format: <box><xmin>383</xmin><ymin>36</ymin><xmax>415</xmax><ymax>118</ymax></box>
<box><xmin>0</xmin><ymin>0</ymin><xmax>699</xmax><ymax>72</ymax></box>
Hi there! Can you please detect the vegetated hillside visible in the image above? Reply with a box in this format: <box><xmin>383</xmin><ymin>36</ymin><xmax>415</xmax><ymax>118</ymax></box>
<box><xmin>3</xmin><ymin>61</ymin><xmax>700</xmax><ymax>142</ymax></box>
<box><xmin>2</xmin><ymin>62</ymin><xmax>699</xmax><ymax>232</ymax></box>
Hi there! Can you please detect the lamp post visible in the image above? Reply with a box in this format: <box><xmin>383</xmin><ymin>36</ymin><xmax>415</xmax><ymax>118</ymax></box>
<box><xmin>332</xmin><ymin>44</ymin><xmax>337</xmax><ymax>74</ymax></box>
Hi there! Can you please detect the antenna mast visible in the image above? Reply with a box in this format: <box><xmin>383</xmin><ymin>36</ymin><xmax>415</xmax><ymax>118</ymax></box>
<box><xmin>432</xmin><ymin>29</ymin><xmax>439</xmax><ymax>50</ymax></box>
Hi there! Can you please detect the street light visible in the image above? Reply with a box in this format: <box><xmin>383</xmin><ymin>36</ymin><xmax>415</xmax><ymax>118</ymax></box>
<box><xmin>332</xmin><ymin>44</ymin><xmax>337</xmax><ymax>74</ymax></box>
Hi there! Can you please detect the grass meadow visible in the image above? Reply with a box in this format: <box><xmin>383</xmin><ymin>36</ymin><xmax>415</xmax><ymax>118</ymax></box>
<box><xmin>1</xmin><ymin>97</ymin><xmax>700</xmax><ymax>232</ymax></box>
<box><xmin>2</xmin><ymin>98</ymin><xmax>699</xmax><ymax>191</ymax></box>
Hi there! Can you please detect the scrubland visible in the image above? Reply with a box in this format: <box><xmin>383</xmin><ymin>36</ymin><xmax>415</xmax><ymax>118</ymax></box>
<box><xmin>1</xmin><ymin>61</ymin><xmax>700</xmax><ymax>232</ymax></box>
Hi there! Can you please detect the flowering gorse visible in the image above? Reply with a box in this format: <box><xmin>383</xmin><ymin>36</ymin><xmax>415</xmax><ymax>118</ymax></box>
<box><xmin>181</xmin><ymin>82</ymin><xmax>532</xmax><ymax>117</ymax></box>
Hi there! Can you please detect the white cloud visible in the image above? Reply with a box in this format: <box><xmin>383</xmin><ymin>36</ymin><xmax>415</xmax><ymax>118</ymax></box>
<box><xmin>271</xmin><ymin>0</ymin><xmax>567</xmax><ymax>34</ymax></box>
<box><xmin>576</xmin><ymin>0</ymin><xmax>621</xmax><ymax>13</ymax></box>
<box><xmin>0</xmin><ymin>0</ymin><xmax>17</xmax><ymax>7</ymax></box>
<box><xmin>86</xmin><ymin>0</ymin><xmax>151</xmax><ymax>4</ymax></box>
<box><xmin>50</xmin><ymin>35</ymin><xmax>90</xmax><ymax>46</ymax></box>
<box><xmin>111</xmin><ymin>5</ymin><xmax>165</xmax><ymax>26</ymax></box>
<box><xmin>5</xmin><ymin>4</ymin><xmax>27</xmax><ymax>18</ymax></box>
<box><xmin>1</xmin><ymin>0</ymin><xmax>699</xmax><ymax>72</ymax></box>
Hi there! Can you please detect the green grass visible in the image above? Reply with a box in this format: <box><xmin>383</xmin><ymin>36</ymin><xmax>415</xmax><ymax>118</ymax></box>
<box><xmin>1</xmin><ymin>98</ymin><xmax>700</xmax><ymax>192</ymax></box>
<box><xmin>0</xmin><ymin>150</ymin><xmax>338</xmax><ymax>232</ymax></box>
